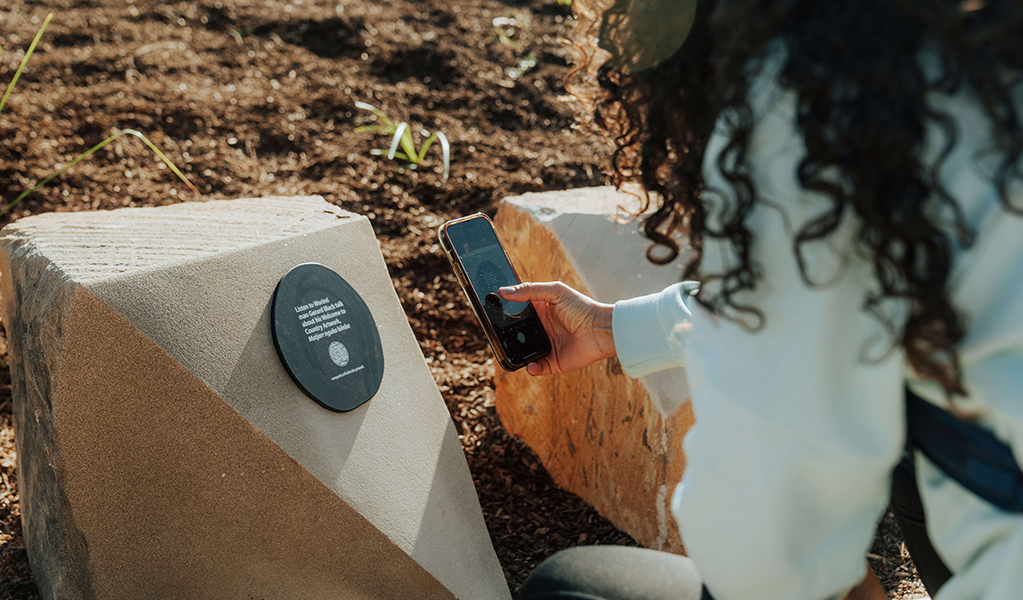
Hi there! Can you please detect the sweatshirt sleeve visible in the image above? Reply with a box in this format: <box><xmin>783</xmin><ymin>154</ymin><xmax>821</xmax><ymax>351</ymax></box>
<box><xmin>612</xmin><ymin>281</ymin><xmax>696</xmax><ymax>379</ymax></box>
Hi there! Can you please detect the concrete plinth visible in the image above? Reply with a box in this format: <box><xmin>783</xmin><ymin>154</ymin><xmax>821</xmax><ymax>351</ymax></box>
<box><xmin>493</xmin><ymin>187</ymin><xmax>695</xmax><ymax>553</ymax></box>
<box><xmin>1</xmin><ymin>197</ymin><xmax>510</xmax><ymax>600</ymax></box>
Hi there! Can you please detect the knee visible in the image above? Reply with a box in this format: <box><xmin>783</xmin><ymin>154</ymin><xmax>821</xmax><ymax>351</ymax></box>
<box><xmin>519</xmin><ymin>547</ymin><xmax>593</xmax><ymax>600</ymax></box>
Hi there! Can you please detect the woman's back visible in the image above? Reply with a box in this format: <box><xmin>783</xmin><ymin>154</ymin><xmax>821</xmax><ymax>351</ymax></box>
<box><xmin>669</xmin><ymin>42</ymin><xmax>1023</xmax><ymax>600</ymax></box>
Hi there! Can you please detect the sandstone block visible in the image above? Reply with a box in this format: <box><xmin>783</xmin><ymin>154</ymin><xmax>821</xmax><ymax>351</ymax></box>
<box><xmin>1</xmin><ymin>197</ymin><xmax>509</xmax><ymax>600</ymax></box>
<box><xmin>493</xmin><ymin>187</ymin><xmax>695</xmax><ymax>553</ymax></box>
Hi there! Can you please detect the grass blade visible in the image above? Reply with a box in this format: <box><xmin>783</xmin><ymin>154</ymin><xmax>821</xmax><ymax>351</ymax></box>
<box><xmin>121</xmin><ymin>129</ymin><xmax>198</xmax><ymax>193</ymax></box>
<box><xmin>387</xmin><ymin>122</ymin><xmax>408</xmax><ymax>160</ymax></box>
<box><xmin>377</xmin><ymin>113</ymin><xmax>396</xmax><ymax>130</ymax></box>
<box><xmin>399</xmin><ymin>127</ymin><xmax>418</xmax><ymax>164</ymax></box>
<box><xmin>436</xmin><ymin>131</ymin><xmax>450</xmax><ymax>180</ymax></box>
<box><xmin>0</xmin><ymin>13</ymin><xmax>54</xmax><ymax>116</ymax></box>
<box><xmin>416</xmin><ymin>132</ymin><xmax>450</xmax><ymax>179</ymax></box>
<box><xmin>355</xmin><ymin>101</ymin><xmax>395</xmax><ymax>130</ymax></box>
<box><xmin>418</xmin><ymin>132</ymin><xmax>439</xmax><ymax>162</ymax></box>
<box><xmin>1</xmin><ymin>128</ymin><xmax>198</xmax><ymax>216</ymax></box>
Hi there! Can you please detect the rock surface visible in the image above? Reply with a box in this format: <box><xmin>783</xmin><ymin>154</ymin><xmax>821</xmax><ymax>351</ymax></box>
<box><xmin>493</xmin><ymin>187</ymin><xmax>695</xmax><ymax>553</ymax></box>
<box><xmin>0</xmin><ymin>197</ymin><xmax>509</xmax><ymax>600</ymax></box>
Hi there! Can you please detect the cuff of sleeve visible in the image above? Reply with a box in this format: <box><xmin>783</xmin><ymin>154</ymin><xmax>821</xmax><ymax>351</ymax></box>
<box><xmin>612</xmin><ymin>282</ymin><xmax>693</xmax><ymax>379</ymax></box>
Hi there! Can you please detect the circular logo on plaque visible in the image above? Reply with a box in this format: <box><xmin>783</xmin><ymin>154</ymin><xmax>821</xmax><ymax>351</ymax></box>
<box><xmin>328</xmin><ymin>341</ymin><xmax>350</xmax><ymax>367</ymax></box>
<box><xmin>271</xmin><ymin>263</ymin><xmax>385</xmax><ymax>412</ymax></box>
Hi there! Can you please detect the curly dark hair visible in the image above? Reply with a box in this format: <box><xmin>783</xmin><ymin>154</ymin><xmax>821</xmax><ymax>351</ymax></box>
<box><xmin>574</xmin><ymin>0</ymin><xmax>1023</xmax><ymax>397</ymax></box>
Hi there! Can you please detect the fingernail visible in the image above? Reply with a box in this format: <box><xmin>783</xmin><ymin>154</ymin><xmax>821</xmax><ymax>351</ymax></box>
<box><xmin>526</xmin><ymin>362</ymin><xmax>540</xmax><ymax>376</ymax></box>
<box><xmin>499</xmin><ymin>286</ymin><xmax>515</xmax><ymax>294</ymax></box>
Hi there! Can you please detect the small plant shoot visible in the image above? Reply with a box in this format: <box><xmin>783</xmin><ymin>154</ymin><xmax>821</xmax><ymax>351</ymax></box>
<box><xmin>0</xmin><ymin>13</ymin><xmax>197</xmax><ymax>216</ymax></box>
<box><xmin>493</xmin><ymin>14</ymin><xmax>529</xmax><ymax>47</ymax></box>
<box><xmin>354</xmin><ymin>101</ymin><xmax>450</xmax><ymax>179</ymax></box>
<box><xmin>505</xmin><ymin>51</ymin><xmax>537</xmax><ymax>81</ymax></box>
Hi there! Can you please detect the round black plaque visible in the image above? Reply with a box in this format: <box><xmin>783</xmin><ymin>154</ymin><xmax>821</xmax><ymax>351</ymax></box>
<box><xmin>271</xmin><ymin>263</ymin><xmax>385</xmax><ymax>412</ymax></box>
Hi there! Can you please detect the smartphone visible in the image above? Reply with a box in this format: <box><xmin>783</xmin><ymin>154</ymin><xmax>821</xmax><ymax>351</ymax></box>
<box><xmin>438</xmin><ymin>213</ymin><xmax>552</xmax><ymax>371</ymax></box>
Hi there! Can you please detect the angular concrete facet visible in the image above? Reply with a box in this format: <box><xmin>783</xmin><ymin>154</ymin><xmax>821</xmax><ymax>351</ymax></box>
<box><xmin>493</xmin><ymin>187</ymin><xmax>695</xmax><ymax>553</ymax></box>
<box><xmin>1</xmin><ymin>197</ymin><xmax>509</xmax><ymax>600</ymax></box>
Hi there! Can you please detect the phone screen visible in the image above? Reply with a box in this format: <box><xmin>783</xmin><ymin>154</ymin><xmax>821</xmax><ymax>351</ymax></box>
<box><xmin>443</xmin><ymin>216</ymin><xmax>550</xmax><ymax>368</ymax></box>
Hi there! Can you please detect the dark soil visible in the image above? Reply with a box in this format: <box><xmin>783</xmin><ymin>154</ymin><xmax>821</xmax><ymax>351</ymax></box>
<box><xmin>0</xmin><ymin>1</ymin><xmax>925</xmax><ymax>598</ymax></box>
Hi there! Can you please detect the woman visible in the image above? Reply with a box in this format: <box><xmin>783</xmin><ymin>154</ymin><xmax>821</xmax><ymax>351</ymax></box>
<box><xmin>502</xmin><ymin>1</ymin><xmax>1023</xmax><ymax>599</ymax></box>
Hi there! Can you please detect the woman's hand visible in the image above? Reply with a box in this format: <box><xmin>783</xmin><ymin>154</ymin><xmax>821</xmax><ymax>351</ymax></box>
<box><xmin>499</xmin><ymin>281</ymin><xmax>615</xmax><ymax>376</ymax></box>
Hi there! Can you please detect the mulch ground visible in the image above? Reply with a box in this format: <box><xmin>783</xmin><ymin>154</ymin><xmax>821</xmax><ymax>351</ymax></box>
<box><xmin>0</xmin><ymin>1</ymin><xmax>926</xmax><ymax>598</ymax></box>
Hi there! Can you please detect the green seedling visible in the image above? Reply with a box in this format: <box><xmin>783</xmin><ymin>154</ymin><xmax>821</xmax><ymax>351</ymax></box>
<box><xmin>0</xmin><ymin>13</ymin><xmax>197</xmax><ymax>216</ymax></box>
<box><xmin>354</xmin><ymin>101</ymin><xmax>450</xmax><ymax>179</ymax></box>
<box><xmin>493</xmin><ymin>14</ymin><xmax>529</xmax><ymax>47</ymax></box>
<box><xmin>231</xmin><ymin>26</ymin><xmax>256</xmax><ymax>45</ymax></box>
<box><xmin>505</xmin><ymin>51</ymin><xmax>537</xmax><ymax>81</ymax></box>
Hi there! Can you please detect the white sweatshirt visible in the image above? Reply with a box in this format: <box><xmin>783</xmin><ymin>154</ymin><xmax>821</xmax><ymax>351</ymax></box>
<box><xmin>611</xmin><ymin>59</ymin><xmax>1023</xmax><ymax>600</ymax></box>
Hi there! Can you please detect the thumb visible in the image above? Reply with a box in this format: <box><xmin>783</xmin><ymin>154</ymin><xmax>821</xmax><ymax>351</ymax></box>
<box><xmin>498</xmin><ymin>283</ymin><xmax>531</xmax><ymax>302</ymax></box>
<box><xmin>499</xmin><ymin>281</ymin><xmax>573</xmax><ymax>304</ymax></box>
